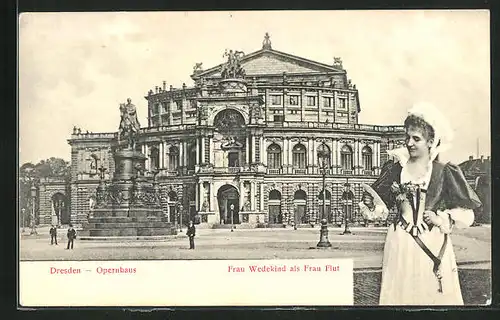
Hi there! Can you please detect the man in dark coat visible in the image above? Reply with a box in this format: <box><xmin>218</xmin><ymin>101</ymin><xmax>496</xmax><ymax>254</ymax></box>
<box><xmin>49</xmin><ymin>225</ymin><xmax>58</xmax><ymax>245</ymax></box>
<box><xmin>66</xmin><ymin>224</ymin><xmax>77</xmax><ymax>250</ymax></box>
<box><xmin>186</xmin><ymin>221</ymin><xmax>196</xmax><ymax>249</ymax></box>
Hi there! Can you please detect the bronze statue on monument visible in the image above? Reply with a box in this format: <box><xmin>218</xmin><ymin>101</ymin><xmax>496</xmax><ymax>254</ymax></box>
<box><xmin>118</xmin><ymin>98</ymin><xmax>141</xmax><ymax>150</ymax></box>
<box><xmin>79</xmin><ymin>98</ymin><xmax>176</xmax><ymax>239</ymax></box>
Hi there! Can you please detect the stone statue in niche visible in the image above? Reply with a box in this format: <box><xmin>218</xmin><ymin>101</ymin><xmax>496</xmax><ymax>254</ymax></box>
<box><xmin>198</xmin><ymin>105</ymin><xmax>208</xmax><ymax>121</ymax></box>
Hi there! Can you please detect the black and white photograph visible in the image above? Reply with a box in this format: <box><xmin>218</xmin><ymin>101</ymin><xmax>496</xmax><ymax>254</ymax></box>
<box><xmin>18</xmin><ymin>10</ymin><xmax>491</xmax><ymax>306</ymax></box>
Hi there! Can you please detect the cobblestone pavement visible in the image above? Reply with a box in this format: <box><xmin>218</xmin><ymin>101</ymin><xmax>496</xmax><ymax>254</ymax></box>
<box><xmin>354</xmin><ymin>269</ymin><xmax>491</xmax><ymax>306</ymax></box>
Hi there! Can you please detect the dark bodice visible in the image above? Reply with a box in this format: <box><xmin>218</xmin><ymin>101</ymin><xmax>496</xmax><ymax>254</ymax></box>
<box><xmin>372</xmin><ymin>160</ymin><xmax>482</xmax><ymax>212</ymax></box>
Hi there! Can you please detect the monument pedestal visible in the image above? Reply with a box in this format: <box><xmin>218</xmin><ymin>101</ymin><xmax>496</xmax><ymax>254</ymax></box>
<box><xmin>81</xmin><ymin>148</ymin><xmax>177</xmax><ymax>239</ymax></box>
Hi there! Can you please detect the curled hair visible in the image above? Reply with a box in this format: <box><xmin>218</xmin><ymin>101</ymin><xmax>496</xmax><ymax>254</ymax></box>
<box><xmin>404</xmin><ymin>114</ymin><xmax>435</xmax><ymax>141</ymax></box>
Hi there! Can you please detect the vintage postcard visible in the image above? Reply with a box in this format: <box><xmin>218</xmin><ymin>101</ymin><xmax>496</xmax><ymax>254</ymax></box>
<box><xmin>18</xmin><ymin>10</ymin><xmax>491</xmax><ymax>307</ymax></box>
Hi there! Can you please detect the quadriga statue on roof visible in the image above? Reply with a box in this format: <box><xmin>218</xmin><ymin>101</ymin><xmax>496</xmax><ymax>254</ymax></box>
<box><xmin>118</xmin><ymin>98</ymin><xmax>141</xmax><ymax>150</ymax></box>
<box><xmin>221</xmin><ymin>49</ymin><xmax>246</xmax><ymax>79</ymax></box>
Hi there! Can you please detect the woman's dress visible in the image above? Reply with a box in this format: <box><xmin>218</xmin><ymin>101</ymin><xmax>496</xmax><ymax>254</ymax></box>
<box><xmin>372</xmin><ymin>157</ymin><xmax>481</xmax><ymax>305</ymax></box>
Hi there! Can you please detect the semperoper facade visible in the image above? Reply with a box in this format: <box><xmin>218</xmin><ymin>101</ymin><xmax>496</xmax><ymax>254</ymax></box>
<box><xmin>63</xmin><ymin>34</ymin><xmax>405</xmax><ymax>228</ymax></box>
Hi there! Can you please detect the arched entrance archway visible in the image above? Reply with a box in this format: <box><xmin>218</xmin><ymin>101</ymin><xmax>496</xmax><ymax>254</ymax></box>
<box><xmin>294</xmin><ymin>189</ymin><xmax>307</xmax><ymax>224</ymax></box>
<box><xmin>51</xmin><ymin>192</ymin><xmax>68</xmax><ymax>225</ymax></box>
<box><xmin>341</xmin><ymin>187</ymin><xmax>355</xmax><ymax>222</ymax></box>
<box><xmin>268</xmin><ymin>190</ymin><xmax>282</xmax><ymax>224</ymax></box>
<box><xmin>217</xmin><ymin>184</ymin><xmax>240</xmax><ymax>224</ymax></box>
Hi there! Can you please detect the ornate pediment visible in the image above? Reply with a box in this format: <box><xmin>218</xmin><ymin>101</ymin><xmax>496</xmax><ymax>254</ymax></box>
<box><xmin>192</xmin><ymin>49</ymin><xmax>344</xmax><ymax>79</ymax></box>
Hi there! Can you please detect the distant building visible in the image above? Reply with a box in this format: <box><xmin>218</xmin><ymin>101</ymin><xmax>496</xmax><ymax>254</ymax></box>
<box><xmin>459</xmin><ymin>155</ymin><xmax>491</xmax><ymax>224</ymax></box>
<box><xmin>38</xmin><ymin>34</ymin><xmax>406</xmax><ymax>227</ymax></box>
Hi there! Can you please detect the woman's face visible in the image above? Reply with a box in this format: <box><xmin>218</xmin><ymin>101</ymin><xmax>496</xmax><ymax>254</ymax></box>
<box><xmin>363</xmin><ymin>195</ymin><xmax>374</xmax><ymax>206</ymax></box>
<box><xmin>405</xmin><ymin>126</ymin><xmax>433</xmax><ymax>160</ymax></box>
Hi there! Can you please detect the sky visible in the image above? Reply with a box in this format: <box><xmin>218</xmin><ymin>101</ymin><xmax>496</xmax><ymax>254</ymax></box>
<box><xmin>19</xmin><ymin>10</ymin><xmax>490</xmax><ymax>165</ymax></box>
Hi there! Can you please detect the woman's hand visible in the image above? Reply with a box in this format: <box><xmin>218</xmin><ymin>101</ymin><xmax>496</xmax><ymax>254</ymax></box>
<box><xmin>423</xmin><ymin>210</ymin><xmax>444</xmax><ymax>227</ymax></box>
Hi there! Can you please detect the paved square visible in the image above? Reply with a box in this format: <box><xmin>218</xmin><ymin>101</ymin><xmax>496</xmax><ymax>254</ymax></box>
<box><xmin>20</xmin><ymin>225</ymin><xmax>491</xmax><ymax>305</ymax></box>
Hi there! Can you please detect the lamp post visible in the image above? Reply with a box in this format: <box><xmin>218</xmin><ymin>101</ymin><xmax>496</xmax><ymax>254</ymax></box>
<box><xmin>317</xmin><ymin>145</ymin><xmax>331</xmax><ymax>247</ymax></box>
<box><xmin>230</xmin><ymin>203</ymin><xmax>235</xmax><ymax>232</ymax></box>
<box><xmin>341</xmin><ymin>180</ymin><xmax>352</xmax><ymax>235</ymax></box>
<box><xmin>21</xmin><ymin>208</ymin><xmax>25</xmax><ymax>232</ymax></box>
<box><xmin>30</xmin><ymin>184</ymin><xmax>38</xmax><ymax>235</ymax></box>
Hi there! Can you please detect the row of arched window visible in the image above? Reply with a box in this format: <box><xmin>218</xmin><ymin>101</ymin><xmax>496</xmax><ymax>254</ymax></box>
<box><xmin>269</xmin><ymin>189</ymin><xmax>331</xmax><ymax>201</ymax></box>
<box><xmin>267</xmin><ymin>143</ymin><xmax>373</xmax><ymax>170</ymax></box>
<box><xmin>145</xmin><ymin>142</ymin><xmax>373</xmax><ymax>172</ymax></box>
<box><xmin>148</xmin><ymin>145</ymin><xmax>197</xmax><ymax>171</ymax></box>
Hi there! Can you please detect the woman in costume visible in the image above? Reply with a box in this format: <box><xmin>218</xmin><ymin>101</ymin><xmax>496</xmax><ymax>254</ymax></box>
<box><xmin>370</xmin><ymin>103</ymin><xmax>481</xmax><ymax>305</ymax></box>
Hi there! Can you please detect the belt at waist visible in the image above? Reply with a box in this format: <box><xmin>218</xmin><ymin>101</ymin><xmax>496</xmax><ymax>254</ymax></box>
<box><xmin>394</xmin><ymin>217</ymin><xmax>434</xmax><ymax>236</ymax></box>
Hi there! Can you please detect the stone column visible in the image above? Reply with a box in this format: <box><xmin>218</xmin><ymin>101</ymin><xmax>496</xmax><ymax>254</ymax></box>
<box><xmin>164</xmin><ymin>144</ymin><xmax>170</xmax><ymax>171</ymax></box>
<box><xmin>183</xmin><ymin>141</ymin><xmax>188</xmax><ymax>169</ymax></box>
<box><xmin>198</xmin><ymin>181</ymin><xmax>204</xmax><ymax>211</ymax></box>
<box><xmin>287</xmin><ymin>138</ymin><xmax>292</xmax><ymax>173</ymax></box>
<box><xmin>333</xmin><ymin>90</ymin><xmax>337</xmax><ymax>123</ymax></box>
<box><xmin>353</xmin><ymin>140</ymin><xmax>358</xmax><ymax>174</ymax></box>
<box><xmin>317</xmin><ymin>90</ymin><xmax>322</xmax><ymax>122</ymax></box>
<box><xmin>346</xmin><ymin>93</ymin><xmax>351</xmax><ymax>124</ymax></box>
<box><xmin>209</xmin><ymin>136</ymin><xmax>214</xmax><ymax>165</ymax></box>
<box><xmin>195</xmin><ymin>137</ymin><xmax>200</xmax><ymax>165</ymax></box>
<box><xmin>208</xmin><ymin>182</ymin><xmax>213</xmax><ymax>211</ymax></box>
<box><xmin>283</xmin><ymin>88</ymin><xmax>288</xmax><ymax>122</ymax></box>
<box><xmin>251</xmin><ymin>135</ymin><xmax>256</xmax><ymax>164</ymax></box>
<box><xmin>144</xmin><ymin>144</ymin><xmax>150</xmax><ymax>171</ymax></box>
<box><xmin>246</xmin><ymin>135</ymin><xmax>250</xmax><ymax>165</ymax></box>
<box><xmin>359</xmin><ymin>141</ymin><xmax>364</xmax><ymax>172</ymax></box>
<box><xmin>51</xmin><ymin>201</ymin><xmax>57</xmax><ymax>225</ymax></box>
<box><xmin>301</xmin><ymin>89</ymin><xmax>306</xmax><ymax>122</ymax></box>
<box><xmin>178</xmin><ymin>141</ymin><xmax>184</xmax><ymax>169</ymax></box>
<box><xmin>282</xmin><ymin>138</ymin><xmax>288</xmax><ymax>172</ymax></box>
<box><xmin>265</xmin><ymin>88</ymin><xmax>270</xmax><ymax>122</ymax></box>
<box><xmin>260</xmin><ymin>136</ymin><xmax>265</xmax><ymax>166</ymax></box>
<box><xmin>239</xmin><ymin>180</ymin><xmax>245</xmax><ymax>212</ymax></box>
<box><xmin>336</xmin><ymin>139</ymin><xmax>341</xmax><ymax>172</ymax></box>
<box><xmin>250</xmin><ymin>181</ymin><xmax>255</xmax><ymax>211</ymax></box>
<box><xmin>329</xmin><ymin>139</ymin><xmax>335</xmax><ymax>173</ymax></box>
<box><xmin>260</xmin><ymin>183</ymin><xmax>264</xmax><ymax>211</ymax></box>
<box><xmin>313</xmin><ymin>139</ymin><xmax>318</xmax><ymax>174</ymax></box>
<box><xmin>307</xmin><ymin>138</ymin><xmax>313</xmax><ymax>174</ymax></box>
<box><xmin>201</xmin><ymin>136</ymin><xmax>206</xmax><ymax>164</ymax></box>
<box><xmin>159</xmin><ymin>141</ymin><xmax>165</xmax><ymax>169</ymax></box>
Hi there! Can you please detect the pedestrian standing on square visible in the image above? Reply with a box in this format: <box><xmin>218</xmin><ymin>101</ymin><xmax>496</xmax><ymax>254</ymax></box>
<box><xmin>66</xmin><ymin>224</ymin><xmax>77</xmax><ymax>250</ymax></box>
<box><xmin>186</xmin><ymin>220</ymin><xmax>196</xmax><ymax>249</ymax></box>
<box><xmin>49</xmin><ymin>225</ymin><xmax>58</xmax><ymax>245</ymax></box>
